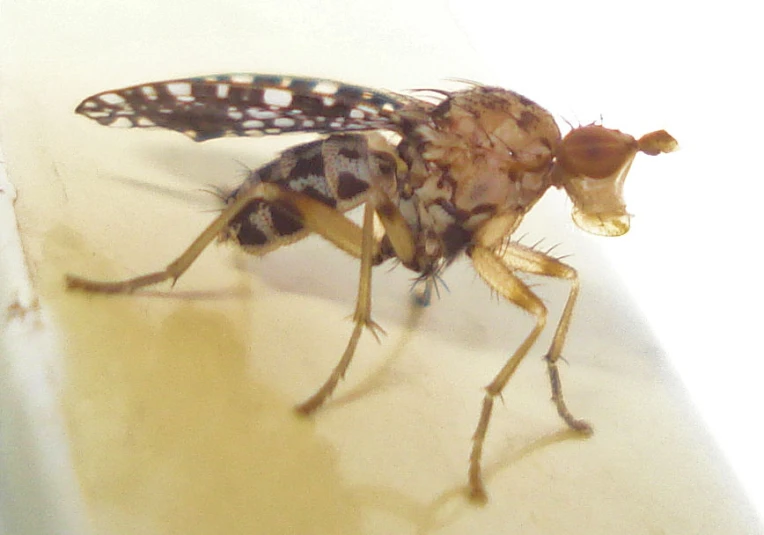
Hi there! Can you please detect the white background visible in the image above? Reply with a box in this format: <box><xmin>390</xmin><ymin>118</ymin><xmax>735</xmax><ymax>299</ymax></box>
<box><xmin>1</xmin><ymin>0</ymin><xmax>762</xmax><ymax>532</ymax></box>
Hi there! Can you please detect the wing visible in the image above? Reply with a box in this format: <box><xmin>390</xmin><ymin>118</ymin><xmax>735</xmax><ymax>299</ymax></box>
<box><xmin>75</xmin><ymin>74</ymin><xmax>411</xmax><ymax>141</ymax></box>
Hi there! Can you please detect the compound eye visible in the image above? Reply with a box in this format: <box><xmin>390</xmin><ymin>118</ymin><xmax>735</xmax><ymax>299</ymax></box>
<box><xmin>558</xmin><ymin>125</ymin><xmax>638</xmax><ymax>179</ymax></box>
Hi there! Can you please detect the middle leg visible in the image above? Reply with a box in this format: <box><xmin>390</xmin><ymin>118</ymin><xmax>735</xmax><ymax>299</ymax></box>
<box><xmin>295</xmin><ymin>203</ymin><xmax>383</xmax><ymax>414</ymax></box>
<box><xmin>296</xmin><ymin>187</ymin><xmax>418</xmax><ymax>414</ymax></box>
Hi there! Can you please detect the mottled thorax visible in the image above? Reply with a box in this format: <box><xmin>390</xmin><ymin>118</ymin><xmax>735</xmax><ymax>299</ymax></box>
<box><xmin>397</xmin><ymin>86</ymin><xmax>563</xmax><ymax>259</ymax></box>
<box><xmin>424</xmin><ymin>87</ymin><xmax>560</xmax><ymax>213</ymax></box>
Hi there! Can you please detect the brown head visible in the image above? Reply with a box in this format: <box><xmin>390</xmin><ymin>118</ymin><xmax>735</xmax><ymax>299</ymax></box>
<box><xmin>552</xmin><ymin>125</ymin><xmax>677</xmax><ymax>236</ymax></box>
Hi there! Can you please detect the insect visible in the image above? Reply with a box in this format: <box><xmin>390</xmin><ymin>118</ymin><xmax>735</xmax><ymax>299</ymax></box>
<box><xmin>67</xmin><ymin>73</ymin><xmax>677</xmax><ymax>502</ymax></box>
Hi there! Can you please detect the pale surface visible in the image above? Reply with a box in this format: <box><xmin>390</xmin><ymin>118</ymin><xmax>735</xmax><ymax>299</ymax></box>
<box><xmin>1</xmin><ymin>1</ymin><xmax>761</xmax><ymax>534</ymax></box>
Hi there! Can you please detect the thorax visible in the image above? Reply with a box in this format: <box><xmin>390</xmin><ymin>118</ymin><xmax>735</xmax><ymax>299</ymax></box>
<box><xmin>393</xmin><ymin>86</ymin><xmax>562</xmax><ymax>274</ymax></box>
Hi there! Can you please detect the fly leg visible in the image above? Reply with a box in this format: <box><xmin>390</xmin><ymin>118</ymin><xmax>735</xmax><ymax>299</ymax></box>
<box><xmin>295</xmin><ymin>203</ymin><xmax>382</xmax><ymax>414</ymax></box>
<box><xmin>66</xmin><ymin>182</ymin><xmax>367</xmax><ymax>293</ymax></box>
<box><xmin>467</xmin><ymin>242</ymin><xmax>591</xmax><ymax>503</ymax></box>
<box><xmin>498</xmin><ymin>244</ymin><xmax>592</xmax><ymax>434</ymax></box>
<box><xmin>296</xmin><ymin>189</ymin><xmax>417</xmax><ymax>414</ymax></box>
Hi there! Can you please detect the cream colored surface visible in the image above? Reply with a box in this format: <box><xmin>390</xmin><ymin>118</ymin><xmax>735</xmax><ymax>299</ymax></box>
<box><xmin>1</xmin><ymin>1</ymin><xmax>761</xmax><ymax>534</ymax></box>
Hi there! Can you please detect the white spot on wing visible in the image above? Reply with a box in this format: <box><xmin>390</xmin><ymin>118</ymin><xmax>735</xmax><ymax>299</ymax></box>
<box><xmin>216</xmin><ymin>84</ymin><xmax>230</xmax><ymax>99</ymax></box>
<box><xmin>263</xmin><ymin>88</ymin><xmax>293</xmax><ymax>108</ymax></box>
<box><xmin>322</xmin><ymin>96</ymin><xmax>336</xmax><ymax>107</ymax></box>
<box><xmin>247</xmin><ymin>109</ymin><xmax>277</xmax><ymax>120</ymax></box>
<box><xmin>230</xmin><ymin>74</ymin><xmax>255</xmax><ymax>84</ymax></box>
<box><xmin>242</xmin><ymin>120</ymin><xmax>265</xmax><ymax>129</ymax></box>
<box><xmin>140</xmin><ymin>86</ymin><xmax>158</xmax><ymax>100</ymax></box>
<box><xmin>313</xmin><ymin>81</ymin><xmax>339</xmax><ymax>95</ymax></box>
<box><xmin>137</xmin><ymin>117</ymin><xmax>156</xmax><ymax>127</ymax></box>
<box><xmin>99</xmin><ymin>93</ymin><xmax>126</xmax><ymax>105</ymax></box>
<box><xmin>349</xmin><ymin>109</ymin><xmax>364</xmax><ymax>119</ymax></box>
<box><xmin>273</xmin><ymin>117</ymin><xmax>295</xmax><ymax>128</ymax></box>
<box><xmin>357</xmin><ymin>104</ymin><xmax>379</xmax><ymax>115</ymax></box>
<box><xmin>166</xmin><ymin>82</ymin><xmax>192</xmax><ymax>96</ymax></box>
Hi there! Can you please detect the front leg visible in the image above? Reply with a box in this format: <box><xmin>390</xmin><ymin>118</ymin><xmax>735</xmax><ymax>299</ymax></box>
<box><xmin>467</xmin><ymin>241</ymin><xmax>592</xmax><ymax>503</ymax></box>
<box><xmin>295</xmin><ymin>203</ymin><xmax>383</xmax><ymax>414</ymax></box>
<box><xmin>497</xmin><ymin>243</ymin><xmax>592</xmax><ymax>434</ymax></box>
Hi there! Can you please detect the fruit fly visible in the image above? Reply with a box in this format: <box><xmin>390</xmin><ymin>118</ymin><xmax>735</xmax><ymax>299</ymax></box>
<box><xmin>67</xmin><ymin>73</ymin><xmax>677</xmax><ymax>501</ymax></box>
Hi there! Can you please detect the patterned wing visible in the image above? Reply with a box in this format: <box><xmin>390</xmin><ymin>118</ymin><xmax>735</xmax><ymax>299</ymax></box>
<box><xmin>76</xmin><ymin>74</ymin><xmax>410</xmax><ymax>141</ymax></box>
